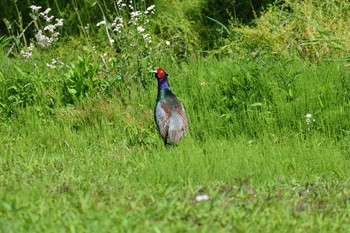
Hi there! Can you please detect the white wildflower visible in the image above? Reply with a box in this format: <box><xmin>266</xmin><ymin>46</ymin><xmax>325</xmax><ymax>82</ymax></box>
<box><xmin>51</xmin><ymin>32</ymin><xmax>60</xmax><ymax>40</ymax></box>
<box><xmin>129</xmin><ymin>11</ymin><xmax>141</xmax><ymax>25</ymax></box>
<box><xmin>20</xmin><ymin>50</ymin><xmax>32</xmax><ymax>59</ymax></box>
<box><xmin>115</xmin><ymin>16</ymin><xmax>123</xmax><ymax>24</ymax></box>
<box><xmin>55</xmin><ymin>18</ymin><xmax>64</xmax><ymax>27</ymax></box>
<box><xmin>57</xmin><ymin>60</ymin><xmax>64</xmax><ymax>65</ymax></box>
<box><xmin>113</xmin><ymin>27</ymin><xmax>122</xmax><ymax>33</ymax></box>
<box><xmin>130</xmin><ymin>11</ymin><xmax>141</xmax><ymax>17</ymax></box>
<box><xmin>165</xmin><ymin>40</ymin><xmax>171</xmax><ymax>46</ymax></box>
<box><xmin>28</xmin><ymin>43</ymin><xmax>35</xmax><ymax>51</ymax></box>
<box><xmin>39</xmin><ymin>7</ymin><xmax>51</xmax><ymax>16</ymax></box>
<box><xmin>147</xmin><ymin>5</ymin><xmax>155</xmax><ymax>12</ymax></box>
<box><xmin>46</xmin><ymin>63</ymin><xmax>56</xmax><ymax>69</ymax></box>
<box><xmin>137</xmin><ymin>26</ymin><xmax>145</xmax><ymax>33</ymax></box>
<box><xmin>35</xmin><ymin>30</ymin><xmax>51</xmax><ymax>47</ymax></box>
<box><xmin>44</xmin><ymin>24</ymin><xmax>56</xmax><ymax>33</ymax></box>
<box><xmin>96</xmin><ymin>21</ymin><xmax>106</xmax><ymax>27</ymax></box>
<box><xmin>46</xmin><ymin>58</ymin><xmax>64</xmax><ymax>69</ymax></box>
<box><xmin>30</xmin><ymin>5</ymin><xmax>42</xmax><ymax>12</ymax></box>
<box><xmin>112</xmin><ymin>17</ymin><xmax>123</xmax><ymax>33</ymax></box>
<box><xmin>143</xmin><ymin>34</ymin><xmax>151</xmax><ymax>43</ymax></box>
<box><xmin>44</xmin><ymin>15</ymin><xmax>54</xmax><ymax>22</ymax></box>
<box><xmin>44</xmin><ymin>8</ymin><xmax>51</xmax><ymax>15</ymax></box>
<box><xmin>53</xmin><ymin>58</ymin><xmax>63</xmax><ymax>65</ymax></box>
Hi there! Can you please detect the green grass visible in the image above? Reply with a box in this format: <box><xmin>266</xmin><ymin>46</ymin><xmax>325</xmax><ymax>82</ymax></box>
<box><xmin>1</xmin><ymin>117</ymin><xmax>350</xmax><ymax>232</ymax></box>
<box><xmin>1</xmin><ymin>51</ymin><xmax>350</xmax><ymax>232</ymax></box>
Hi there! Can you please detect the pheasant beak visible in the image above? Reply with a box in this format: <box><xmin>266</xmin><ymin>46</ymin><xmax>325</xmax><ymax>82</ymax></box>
<box><xmin>152</xmin><ymin>69</ymin><xmax>158</xmax><ymax>74</ymax></box>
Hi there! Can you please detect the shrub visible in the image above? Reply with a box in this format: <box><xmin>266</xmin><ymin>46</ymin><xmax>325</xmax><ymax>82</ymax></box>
<box><xmin>223</xmin><ymin>0</ymin><xmax>350</xmax><ymax>61</ymax></box>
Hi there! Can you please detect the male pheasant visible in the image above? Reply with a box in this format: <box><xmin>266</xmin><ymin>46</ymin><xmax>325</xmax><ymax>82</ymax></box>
<box><xmin>153</xmin><ymin>68</ymin><xmax>188</xmax><ymax>145</ymax></box>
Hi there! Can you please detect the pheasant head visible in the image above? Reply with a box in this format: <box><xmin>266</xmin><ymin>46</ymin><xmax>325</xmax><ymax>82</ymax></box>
<box><xmin>153</xmin><ymin>68</ymin><xmax>170</xmax><ymax>90</ymax></box>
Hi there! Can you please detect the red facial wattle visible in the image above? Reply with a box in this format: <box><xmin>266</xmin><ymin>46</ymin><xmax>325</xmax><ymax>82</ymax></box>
<box><xmin>156</xmin><ymin>68</ymin><xmax>166</xmax><ymax>79</ymax></box>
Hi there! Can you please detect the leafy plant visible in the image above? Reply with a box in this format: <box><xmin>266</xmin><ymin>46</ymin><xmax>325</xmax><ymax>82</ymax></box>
<box><xmin>62</xmin><ymin>57</ymin><xmax>109</xmax><ymax>105</ymax></box>
<box><xmin>0</xmin><ymin>66</ymin><xmax>45</xmax><ymax>116</ymax></box>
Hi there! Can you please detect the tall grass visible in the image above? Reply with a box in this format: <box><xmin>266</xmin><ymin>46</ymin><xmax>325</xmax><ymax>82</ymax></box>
<box><xmin>1</xmin><ymin>49</ymin><xmax>349</xmax><ymax>141</ymax></box>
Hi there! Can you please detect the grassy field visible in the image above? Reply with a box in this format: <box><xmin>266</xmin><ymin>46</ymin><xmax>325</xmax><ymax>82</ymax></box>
<box><xmin>1</xmin><ymin>0</ymin><xmax>350</xmax><ymax>232</ymax></box>
<box><xmin>1</xmin><ymin>54</ymin><xmax>350</xmax><ymax>232</ymax></box>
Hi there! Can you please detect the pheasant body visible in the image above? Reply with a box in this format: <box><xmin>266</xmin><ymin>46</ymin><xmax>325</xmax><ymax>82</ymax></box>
<box><xmin>153</xmin><ymin>68</ymin><xmax>188</xmax><ymax>145</ymax></box>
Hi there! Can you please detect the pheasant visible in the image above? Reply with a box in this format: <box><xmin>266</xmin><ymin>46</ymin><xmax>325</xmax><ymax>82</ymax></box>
<box><xmin>153</xmin><ymin>68</ymin><xmax>188</xmax><ymax>145</ymax></box>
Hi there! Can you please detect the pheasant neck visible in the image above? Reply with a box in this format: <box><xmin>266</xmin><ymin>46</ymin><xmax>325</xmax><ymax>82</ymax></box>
<box><xmin>158</xmin><ymin>77</ymin><xmax>170</xmax><ymax>90</ymax></box>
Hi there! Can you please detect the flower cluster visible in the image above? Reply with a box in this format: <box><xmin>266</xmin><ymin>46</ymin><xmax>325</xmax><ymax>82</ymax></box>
<box><xmin>96</xmin><ymin>0</ymin><xmax>155</xmax><ymax>44</ymax></box>
<box><xmin>111</xmin><ymin>17</ymin><xmax>124</xmax><ymax>33</ymax></box>
<box><xmin>117</xmin><ymin>0</ymin><xmax>127</xmax><ymax>9</ymax></box>
<box><xmin>46</xmin><ymin>58</ymin><xmax>65</xmax><ymax>69</ymax></box>
<box><xmin>20</xmin><ymin>5</ymin><xmax>64</xmax><ymax>59</ymax></box>
<box><xmin>30</xmin><ymin>5</ymin><xmax>64</xmax><ymax>48</ymax></box>
<box><xmin>20</xmin><ymin>43</ymin><xmax>35</xmax><ymax>59</ymax></box>
<box><xmin>29</xmin><ymin>5</ymin><xmax>42</xmax><ymax>12</ymax></box>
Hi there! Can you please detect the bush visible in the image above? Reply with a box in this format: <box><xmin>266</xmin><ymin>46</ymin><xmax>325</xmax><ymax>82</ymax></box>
<box><xmin>222</xmin><ymin>0</ymin><xmax>350</xmax><ymax>61</ymax></box>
